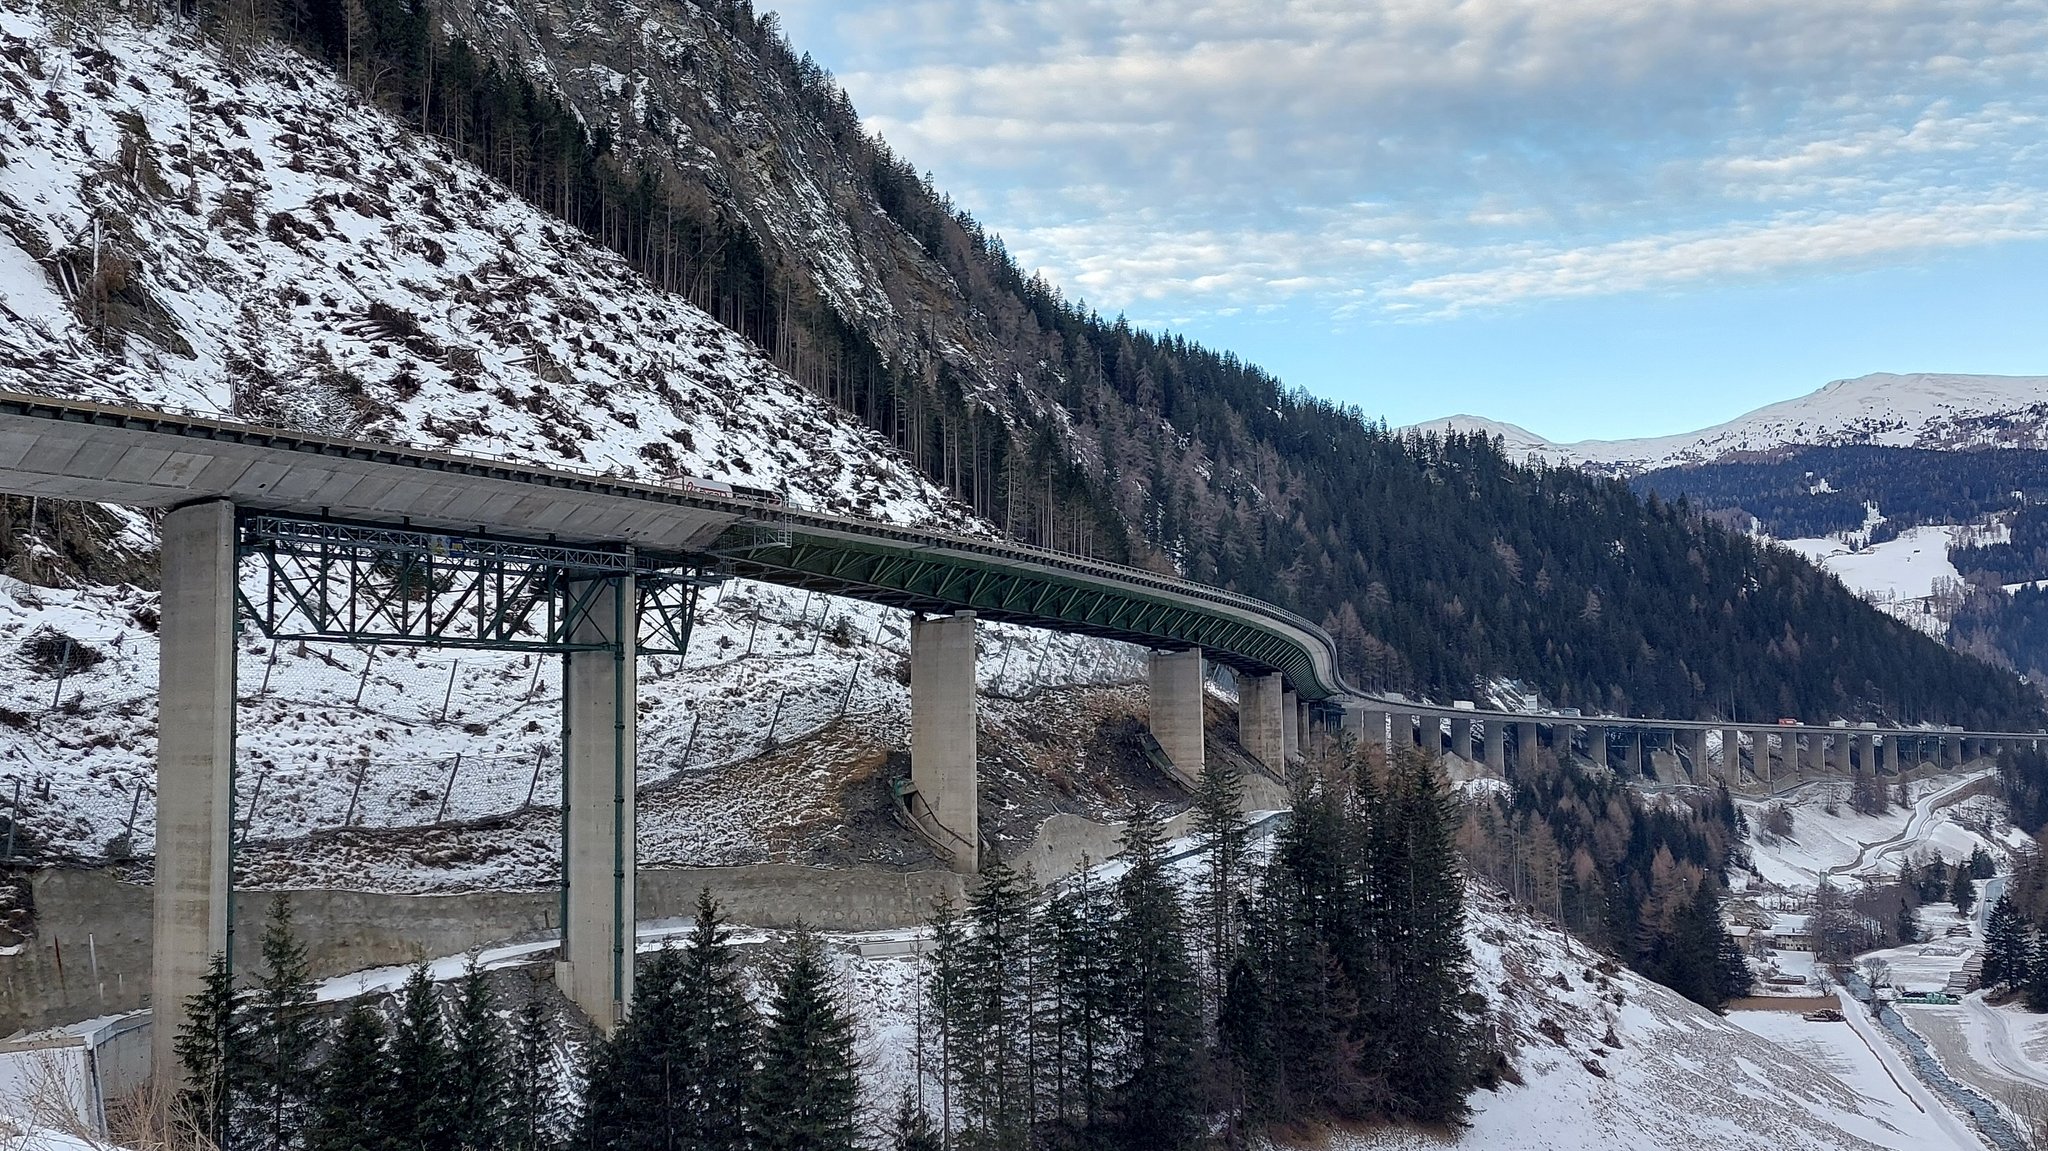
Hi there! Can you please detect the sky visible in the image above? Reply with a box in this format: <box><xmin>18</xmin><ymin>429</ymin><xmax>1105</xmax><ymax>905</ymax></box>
<box><xmin>764</xmin><ymin>0</ymin><xmax>2048</xmax><ymax>441</ymax></box>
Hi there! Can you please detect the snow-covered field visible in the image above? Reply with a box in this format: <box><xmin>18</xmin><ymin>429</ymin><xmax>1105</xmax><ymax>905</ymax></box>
<box><xmin>1740</xmin><ymin>772</ymin><xmax>2017</xmax><ymax>890</ymax></box>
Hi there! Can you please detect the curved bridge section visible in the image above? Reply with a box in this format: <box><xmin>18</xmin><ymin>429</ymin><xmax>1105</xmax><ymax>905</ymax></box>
<box><xmin>0</xmin><ymin>392</ymin><xmax>1344</xmax><ymax>696</ymax></box>
<box><xmin>3</xmin><ymin>392</ymin><xmax>2043</xmax><ymax>1068</ymax></box>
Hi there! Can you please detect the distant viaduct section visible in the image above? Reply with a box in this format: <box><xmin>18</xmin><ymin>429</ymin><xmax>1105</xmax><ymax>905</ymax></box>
<box><xmin>0</xmin><ymin>392</ymin><xmax>2039</xmax><ymax>1077</ymax></box>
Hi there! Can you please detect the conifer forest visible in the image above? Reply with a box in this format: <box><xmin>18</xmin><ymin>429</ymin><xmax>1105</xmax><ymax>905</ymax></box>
<box><xmin>177</xmin><ymin>747</ymin><xmax>1504</xmax><ymax>1148</ymax></box>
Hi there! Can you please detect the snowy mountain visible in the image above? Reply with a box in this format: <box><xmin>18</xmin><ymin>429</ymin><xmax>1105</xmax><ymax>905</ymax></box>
<box><xmin>1415</xmin><ymin>372</ymin><xmax>2048</xmax><ymax>472</ymax></box>
<box><xmin>0</xmin><ymin>8</ymin><xmax>958</xmax><ymax>527</ymax></box>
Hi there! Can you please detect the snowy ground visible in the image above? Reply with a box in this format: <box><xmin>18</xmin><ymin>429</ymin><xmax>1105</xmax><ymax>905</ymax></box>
<box><xmin>1738</xmin><ymin>771</ymin><xmax>2017</xmax><ymax>890</ymax></box>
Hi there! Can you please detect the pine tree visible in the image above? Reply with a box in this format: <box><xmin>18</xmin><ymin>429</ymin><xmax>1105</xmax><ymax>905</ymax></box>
<box><xmin>1950</xmin><ymin>867</ymin><xmax>1977</xmax><ymax>916</ymax></box>
<box><xmin>1985</xmin><ymin>893</ymin><xmax>2032</xmax><ymax>989</ymax></box>
<box><xmin>389</xmin><ymin>959</ymin><xmax>458</xmax><ymax>1148</ymax></box>
<box><xmin>953</xmin><ymin>859</ymin><xmax>1036</xmax><ymax>1150</ymax></box>
<box><xmin>306</xmin><ymin>1001</ymin><xmax>393</xmax><ymax>1151</ymax></box>
<box><xmin>2029</xmin><ymin>930</ymin><xmax>2048</xmax><ymax>1013</ymax></box>
<box><xmin>504</xmin><ymin>995</ymin><xmax>556</xmax><ymax>1151</ymax></box>
<box><xmin>1970</xmin><ymin>845</ymin><xmax>1998</xmax><ymax>879</ymax></box>
<box><xmin>677</xmin><ymin>889</ymin><xmax>758</xmax><ymax>1150</ymax></box>
<box><xmin>248</xmin><ymin>896</ymin><xmax>321</xmax><ymax>1151</ymax></box>
<box><xmin>575</xmin><ymin>944</ymin><xmax>685</xmax><ymax>1151</ymax></box>
<box><xmin>1030</xmin><ymin>865</ymin><xmax>1118</xmax><ymax>1143</ymax></box>
<box><xmin>889</xmin><ymin>1090</ymin><xmax>943</xmax><ymax>1151</ymax></box>
<box><xmin>175</xmin><ymin>951</ymin><xmax>250</xmax><ymax>1148</ymax></box>
<box><xmin>923</xmin><ymin>899</ymin><xmax>969</xmax><ymax>1143</ymax></box>
<box><xmin>1106</xmin><ymin>803</ymin><xmax>1205</xmax><ymax>1151</ymax></box>
<box><xmin>448</xmin><ymin>957</ymin><xmax>508</xmax><ymax>1151</ymax></box>
<box><xmin>752</xmin><ymin>929</ymin><xmax>863</xmax><ymax>1151</ymax></box>
<box><xmin>1896</xmin><ymin>899</ymin><xmax>1922</xmax><ymax>947</ymax></box>
<box><xmin>1192</xmin><ymin>757</ymin><xmax>1249</xmax><ymax>1003</ymax></box>
<box><xmin>1373</xmin><ymin>748</ymin><xmax>1480</xmax><ymax>1122</ymax></box>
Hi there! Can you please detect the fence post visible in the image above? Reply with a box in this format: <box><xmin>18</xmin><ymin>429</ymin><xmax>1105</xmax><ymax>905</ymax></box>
<box><xmin>439</xmin><ymin>660</ymin><xmax>461</xmax><ymax>722</ymax></box>
<box><xmin>839</xmin><ymin>656</ymin><xmax>862</xmax><ymax>717</ymax></box>
<box><xmin>259</xmin><ymin>644</ymin><xmax>279</xmax><ymax>696</ymax></box>
<box><xmin>765</xmin><ymin>690</ymin><xmax>787</xmax><ymax>747</ymax></box>
<box><xmin>433</xmin><ymin>753</ymin><xmax>463</xmax><ymax>824</ymax></box>
<box><xmin>50</xmin><ymin>640</ymin><xmax>71</xmax><ymax>712</ymax></box>
<box><xmin>240</xmin><ymin>765</ymin><xmax>269</xmax><ymax>843</ymax></box>
<box><xmin>4</xmin><ymin>779</ymin><xmax>19</xmax><ymax>859</ymax></box>
<box><xmin>523</xmin><ymin>747</ymin><xmax>547</xmax><ymax>809</ymax></box>
<box><xmin>342</xmin><ymin>759</ymin><xmax>367</xmax><ymax>828</ymax></box>
<box><xmin>680</xmin><ymin>714</ymin><xmax>700</xmax><ymax>769</ymax></box>
<box><xmin>353</xmin><ymin>647</ymin><xmax>377</xmax><ymax>706</ymax></box>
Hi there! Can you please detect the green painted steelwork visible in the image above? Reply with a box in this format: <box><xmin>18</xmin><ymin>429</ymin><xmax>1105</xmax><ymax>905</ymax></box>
<box><xmin>715</xmin><ymin>530</ymin><xmax>1333</xmax><ymax>695</ymax></box>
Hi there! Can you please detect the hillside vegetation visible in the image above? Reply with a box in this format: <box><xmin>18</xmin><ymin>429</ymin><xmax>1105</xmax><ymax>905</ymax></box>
<box><xmin>186</xmin><ymin>0</ymin><xmax>2035</xmax><ymax>728</ymax></box>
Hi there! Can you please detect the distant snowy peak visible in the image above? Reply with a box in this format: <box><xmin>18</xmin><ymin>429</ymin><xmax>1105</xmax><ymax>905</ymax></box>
<box><xmin>1411</xmin><ymin>373</ymin><xmax>2048</xmax><ymax>472</ymax></box>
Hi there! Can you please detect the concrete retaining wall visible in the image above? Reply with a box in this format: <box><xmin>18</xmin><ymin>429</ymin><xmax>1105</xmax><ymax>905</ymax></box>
<box><xmin>1</xmin><ymin>862</ymin><xmax>967</xmax><ymax>1036</ymax></box>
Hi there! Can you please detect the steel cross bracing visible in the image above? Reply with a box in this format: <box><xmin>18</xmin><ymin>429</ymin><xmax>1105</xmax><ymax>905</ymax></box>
<box><xmin>715</xmin><ymin>535</ymin><xmax>1321</xmax><ymax>688</ymax></box>
<box><xmin>236</xmin><ymin>515</ymin><xmax>715</xmax><ymax>655</ymax></box>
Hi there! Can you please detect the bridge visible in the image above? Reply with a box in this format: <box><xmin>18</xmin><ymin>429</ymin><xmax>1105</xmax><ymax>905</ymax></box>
<box><xmin>0</xmin><ymin>392</ymin><xmax>2041</xmax><ymax>1072</ymax></box>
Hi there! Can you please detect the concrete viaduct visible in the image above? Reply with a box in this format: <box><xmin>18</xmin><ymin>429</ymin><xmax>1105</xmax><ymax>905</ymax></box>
<box><xmin>0</xmin><ymin>393</ymin><xmax>2040</xmax><ymax>1075</ymax></box>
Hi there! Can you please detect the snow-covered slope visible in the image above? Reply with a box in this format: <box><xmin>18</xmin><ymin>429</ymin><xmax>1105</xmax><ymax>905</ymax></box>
<box><xmin>0</xmin><ymin>5</ymin><xmax>957</xmax><ymax>526</ymax></box>
<box><xmin>0</xmin><ymin>4</ymin><xmax>1142</xmax><ymax>888</ymax></box>
<box><xmin>1414</xmin><ymin>372</ymin><xmax>2048</xmax><ymax>472</ymax></box>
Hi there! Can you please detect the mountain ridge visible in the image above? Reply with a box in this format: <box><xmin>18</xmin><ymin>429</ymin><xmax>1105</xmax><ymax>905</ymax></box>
<box><xmin>1411</xmin><ymin>372</ymin><xmax>2048</xmax><ymax>471</ymax></box>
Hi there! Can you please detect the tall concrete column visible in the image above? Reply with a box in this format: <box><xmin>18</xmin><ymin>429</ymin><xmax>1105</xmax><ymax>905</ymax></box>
<box><xmin>1584</xmin><ymin>725</ymin><xmax>1607</xmax><ymax>770</ymax></box>
<box><xmin>1802</xmin><ymin>732</ymin><xmax>1824</xmax><ymax>773</ymax></box>
<box><xmin>153</xmin><ymin>501</ymin><xmax>237</xmax><ymax>1085</ymax></box>
<box><xmin>1678</xmin><ymin>730</ymin><xmax>1702</xmax><ymax>780</ymax></box>
<box><xmin>1939</xmin><ymin>735</ymin><xmax>1958</xmax><ymax>768</ymax></box>
<box><xmin>1753</xmin><ymin>729</ymin><xmax>1775</xmax><ymax>784</ymax></box>
<box><xmin>1147</xmin><ymin>648</ymin><xmax>1205</xmax><ymax>784</ymax></box>
<box><xmin>1281</xmin><ymin>688</ymin><xmax>1301</xmax><ymax>761</ymax></box>
<box><xmin>1516</xmin><ymin>722</ymin><xmax>1539</xmax><ymax>771</ymax></box>
<box><xmin>1721</xmin><ymin>728</ymin><xmax>1742</xmax><ymax>780</ymax></box>
<box><xmin>560</xmin><ymin>575</ymin><xmax>637</xmax><ymax>1029</ymax></box>
<box><xmin>1240</xmin><ymin>672</ymin><xmax>1286</xmax><ymax>772</ymax></box>
<box><xmin>1856</xmin><ymin>732</ymin><xmax>1874</xmax><ymax>774</ymax></box>
<box><xmin>1624</xmin><ymin>729</ymin><xmax>1645</xmax><ymax>777</ymax></box>
<box><xmin>912</xmin><ymin>612</ymin><xmax>979</xmax><ymax>874</ymax></box>
<box><xmin>1451</xmin><ymin>717</ymin><xmax>1475</xmax><ymax>763</ymax></box>
<box><xmin>1483</xmin><ymin>722</ymin><xmax>1505</xmax><ymax>773</ymax></box>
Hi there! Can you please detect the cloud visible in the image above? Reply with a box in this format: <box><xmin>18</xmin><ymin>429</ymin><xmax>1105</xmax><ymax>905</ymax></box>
<box><xmin>769</xmin><ymin>0</ymin><xmax>2048</xmax><ymax>321</ymax></box>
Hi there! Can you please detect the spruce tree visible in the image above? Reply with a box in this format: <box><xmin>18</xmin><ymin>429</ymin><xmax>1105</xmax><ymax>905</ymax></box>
<box><xmin>677</xmin><ymin>889</ymin><xmax>758</xmax><ymax>1150</ymax></box>
<box><xmin>1950</xmin><ymin>867</ymin><xmax>1977</xmax><ymax>916</ymax></box>
<box><xmin>175</xmin><ymin>951</ymin><xmax>250</xmax><ymax>1148</ymax></box>
<box><xmin>1030</xmin><ymin>865</ymin><xmax>1118</xmax><ymax>1143</ymax></box>
<box><xmin>1985</xmin><ymin>893</ymin><xmax>2031</xmax><ymax>989</ymax></box>
<box><xmin>923</xmin><ymin>899</ymin><xmax>969</xmax><ymax>1142</ymax></box>
<box><xmin>1192</xmin><ymin>757</ymin><xmax>1249</xmax><ymax>1002</ymax></box>
<box><xmin>1970</xmin><ymin>845</ymin><xmax>1998</xmax><ymax>879</ymax></box>
<box><xmin>575</xmin><ymin>943</ymin><xmax>685</xmax><ymax>1151</ymax></box>
<box><xmin>389</xmin><ymin>959</ymin><xmax>458</xmax><ymax>1149</ymax></box>
<box><xmin>504</xmin><ymin>996</ymin><xmax>556</xmax><ymax>1151</ymax></box>
<box><xmin>248</xmin><ymin>897</ymin><xmax>321</xmax><ymax>1151</ymax></box>
<box><xmin>889</xmin><ymin>1090</ymin><xmax>943</xmax><ymax>1151</ymax></box>
<box><xmin>2029</xmin><ymin>930</ymin><xmax>2048</xmax><ymax>1013</ymax></box>
<box><xmin>448</xmin><ymin>957</ymin><xmax>508</xmax><ymax>1151</ymax></box>
<box><xmin>1106</xmin><ymin>803</ymin><xmax>1205</xmax><ymax>1151</ymax></box>
<box><xmin>752</xmin><ymin>929</ymin><xmax>863</xmax><ymax>1151</ymax></box>
<box><xmin>954</xmin><ymin>859</ymin><xmax>1036</xmax><ymax>1150</ymax></box>
<box><xmin>306</xmin><ymin>1001</ymin><xmax>393</xmax><ymax>1151</ymax></box>
<box><xmin>1374</xmin><ymin>748</ymin><xmax>1480</xmax><ymax>1122</ymax></box>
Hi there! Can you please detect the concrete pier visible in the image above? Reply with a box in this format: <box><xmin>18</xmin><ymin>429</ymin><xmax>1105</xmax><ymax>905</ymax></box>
<box><xmin>1484</xmin><ymin>722</ymin><xmax>1505</xmax><ymax>773</ymax></box>
<box><xmin>153</xmin><ymin>501</ymin><xmax>238</xmax><ymax>1085</ymax></box>
<box><xmin>1516</xmin><ymin>722</ymin><xmax>1539</xmax><ymax>771</ymax></box>
<box><xmin>1678</xmin><ymin>730</ymin><xmax>1703</xmax><ymax>780</ymax></box>
<box><xmin>559</xmin><ymin>575</ymin><xmax>637</xmax><ymax>1029</ymax></box>
<box><xmin>1584</xmin><ymin>725</ymin><xmax>1607</xmax><ymax>771</ymax></box>
<box><xmin>1240</xmin><ymin>673</ymin><xmax>1287</xmax><ymax>772</ymax></box>
<box><xmin>1624</xmin><ymin>729</ymin><xmax>1645</xmax><ymax>778</ymax></box>
<box><xmin>1856</xmin><ymin>732</ymin><xmax>1875</xmax><ymax>774</ymax></box>
<box><xmin>912</xmin><ymin>612</ymin><xmax>980</xmax><ymax>874</ymax></box>
<box><xmin>1281</xmin><ymin>688</ymin><xmax>1301</xmax><ymax>761</ymax></box>
<box><xmin>1451</xmin><ymin>717</ymin><xmax>1475</xmax><ymax>764</ymax></box>
<box><xmin>1721</xmin><ymin>728</ymin><xmax>1742</xmax><ymax>781</ymax></box>
<box><xmin>1147</xmin><ymin>649</ymin><xmax>1206</xmax><ymax>784</ymax></box>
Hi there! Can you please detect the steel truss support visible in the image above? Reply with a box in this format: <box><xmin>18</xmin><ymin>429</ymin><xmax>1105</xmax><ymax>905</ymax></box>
<box><xmin>219</xmin><ymin>513</ymin><xmax>717</xmax><ymax>1033</ymax></box>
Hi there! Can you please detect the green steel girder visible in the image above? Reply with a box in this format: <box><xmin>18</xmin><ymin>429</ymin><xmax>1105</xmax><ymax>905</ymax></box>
<box><xmin>718</xmin><ymin>534</ymin><xmax>1326</xmax><ymax>692</ymax></box>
